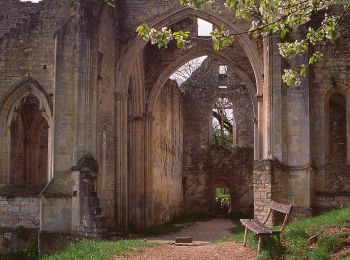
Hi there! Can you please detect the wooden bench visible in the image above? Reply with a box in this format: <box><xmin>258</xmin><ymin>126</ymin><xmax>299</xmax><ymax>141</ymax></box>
<box><xmin>240</xmin><ymin>201</ymin><xmax>292</xmax><ymax>253</ymax></box>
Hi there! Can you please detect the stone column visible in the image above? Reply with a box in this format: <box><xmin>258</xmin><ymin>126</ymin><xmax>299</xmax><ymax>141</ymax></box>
<box><xmin>115</xmin><ymin>90</ymin><xmax>128</xmax><ymax>232</ymax></box>
<box><xmin>284</xmin><ymin>29</ymin><xmax>312</xmax><ymax>218</ymax></box>
<box><xmin>257</xmin><ymin>33</ymin><xmax>312</xmax><ymax>221</ymax></box>
<box><xmin>127</xmin><ymin>54</ymin><xmax>148</xmax><ymax>229</ymax></box>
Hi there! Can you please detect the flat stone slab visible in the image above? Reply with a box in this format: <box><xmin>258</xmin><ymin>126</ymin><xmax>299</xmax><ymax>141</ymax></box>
<box><xmin>175</xmin><ymin>237</ymin><xmax>193</xmax><ymax>243</ymax></box>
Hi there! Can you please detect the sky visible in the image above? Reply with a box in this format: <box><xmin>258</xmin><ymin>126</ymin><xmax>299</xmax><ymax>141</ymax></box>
<box><xmin>170</xmin><ymin>19</ymin><xmax>213</xmax><ymax>84</ymax></box>
<box><xmin>198</xmin><ymin>18</ymin><xmax>213</xmax><ymax>36</ymax></box>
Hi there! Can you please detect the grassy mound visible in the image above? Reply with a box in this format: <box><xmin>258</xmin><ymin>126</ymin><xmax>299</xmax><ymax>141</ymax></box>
<box><xmin>215</xmin><ymin>207</ymin><xmax>350</xmax><ymax>259</ymax></box>
<box><xmin>42</xmin><ymin>239</ymin><xmax>159</xmax><ymax>260</ymax></box>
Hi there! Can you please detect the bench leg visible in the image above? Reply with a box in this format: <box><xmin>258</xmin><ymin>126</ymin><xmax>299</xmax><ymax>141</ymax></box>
<box><xmin>243</xmin><ymin>227</ymin><xmax>248</xmax><ymax>247</ymax></box>
<box><xmin>257</xmin><ymin>236</ymin><xmax>262</xmax><ymax>254</ymax></box>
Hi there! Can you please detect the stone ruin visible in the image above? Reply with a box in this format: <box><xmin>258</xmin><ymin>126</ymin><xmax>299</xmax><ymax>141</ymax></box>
<box><xmin>0</xmin><ymin>0</ymin><xmax>350</xmax><ymax>255</ymax></box>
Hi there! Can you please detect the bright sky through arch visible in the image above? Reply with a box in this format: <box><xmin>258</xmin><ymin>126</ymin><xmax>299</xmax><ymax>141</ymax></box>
<box><xmin>197</xmin><ymin>18</ymin><xmax>213</xmax><ymax>36</ymax></box>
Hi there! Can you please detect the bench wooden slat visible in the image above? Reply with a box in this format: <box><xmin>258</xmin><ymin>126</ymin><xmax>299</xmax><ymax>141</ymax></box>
<box><xmin>240</xmin><ymin>219</ymin><xmax>271</xmax><ymax>235</ymax></box>
<box><xmin>241</xmin><ymin>200</ymin><xmax>292</xmax><ymax>254</ymax></box>
<box><xmin>267</xmin><ymin>200</ymin><xmax>292</xmax><ymax>214</ymax></box>
<box><xmin>241</xmin><ymin>219</ymin><xmax>280</xmax><ymax>235</ymax></box>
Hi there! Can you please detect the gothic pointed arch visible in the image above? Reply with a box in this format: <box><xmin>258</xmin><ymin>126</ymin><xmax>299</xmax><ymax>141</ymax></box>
<box><xmin>116</xmin><ymin>7</ymin><xmax>263</xmax><ymax>95</ymax></box>
<box><xmin>323</xmin><ymin>85</ymin><xmax>350</xmax><ymax>164</ymax></box>
<box><xmin>147</xmin><ymin>48</ymin><xmax>257</xmax><ymax>118</ymax></box>
<box><xmin>0</xmin><ymin>78</ymin><xmax>53</xmax><ymax>185</ymax></box>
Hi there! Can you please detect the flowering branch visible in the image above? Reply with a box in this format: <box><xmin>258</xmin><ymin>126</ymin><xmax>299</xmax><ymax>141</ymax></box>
<box><xmin>136</xmin><ymin>0</ymin><xmax>350</xmax><ymax>86</ymax></box>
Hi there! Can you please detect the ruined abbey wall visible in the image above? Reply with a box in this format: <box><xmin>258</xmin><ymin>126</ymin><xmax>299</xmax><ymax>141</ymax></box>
<box><xmin>310</xmin><ymin>18</ymin><xmax>350</xmax><ymax>213</ymax></box>
<box><xmin>0</xmin><ymin>0</ymin><xmax>75</xmax><ymax>237</ymax></box>
<box><xmin>92</xmin><ymin>5</ymin><xmax>118</xmax><ymax>229</ymax></box>
<box><xmin>182</xmin><ymin>58</ymin><xmax>254</xmax><ymax>215</ymax></box>
<box><xmin>0</xmin><ymin>1</ymin><xmax>119</xmax><ymax>252</ymax></box>
<box><xmin>151</xmin><ymin>80</ymin><xmax>184</xmax><ymax>225</ymax></box>
<box><xmin>0</xmin><ymin>0</ymin><xmax>349</xmax><ymax>255</ymax></box>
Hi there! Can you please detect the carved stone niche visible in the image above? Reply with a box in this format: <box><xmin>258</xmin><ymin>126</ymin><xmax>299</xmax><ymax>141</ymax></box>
<box><xmin>71</xmin><ymin>154</ymin><xmax>99</xmax><ymax>183</ymax></box>
<box><xmin>71</xmin><ymin>154</ymin><xmax>106</xmax><ymax>237</ymax></box>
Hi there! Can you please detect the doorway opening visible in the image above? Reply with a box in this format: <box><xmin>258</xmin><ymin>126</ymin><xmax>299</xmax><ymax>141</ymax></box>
<box><xmin>215</xmin><ymin>187</ymin><xmax>231</xmax><ymax>216</ymax></box>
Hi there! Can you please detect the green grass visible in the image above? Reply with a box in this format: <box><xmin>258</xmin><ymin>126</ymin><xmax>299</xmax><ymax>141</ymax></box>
<box><xmin>0</xmin><ymin>236</ymin><xmax>38</xmax><ymax>260</ymax></box>
<box><xmin>212</xmin><ymin>207</ymin><xmax>350</xmax><ymax>260</ymax></box>
<box><xmin>42</xmin><ymin>239</ymin><xmax>159</xmax><ymax>260</ymax></box>
<box><xmin>137</xmin><ymin>213</ymin><xmax>213</xmax><ymax>236</ymax></box>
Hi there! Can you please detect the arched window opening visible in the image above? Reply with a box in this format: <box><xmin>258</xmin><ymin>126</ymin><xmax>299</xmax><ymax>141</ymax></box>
<box><xmin>329</xmin><ymin>93</ymin><xmax>347</xmax><ymax>164</ymax></box>
<box><xmin>212</xmin><ymin>97</ymin><xmax>235</xmax><ymax>146</ymax></box>
<box><xmin>10</xmin><ymin>94</ymin><xmax>49</xmax><ymax>186</ymax></box>
<box><xmin>170</xmin><ymin>56</ymin><xmax>207</xmax><ymax>86</ymax></box>
<box><xmin>219</xmin><ymin>65</ymin><xmax>227</xmax><ymax>75</ymax></box>
<box><xmin>197</xmin><ymin>18</ymin><xmax>213</xmax><ymax>36</ymax></box>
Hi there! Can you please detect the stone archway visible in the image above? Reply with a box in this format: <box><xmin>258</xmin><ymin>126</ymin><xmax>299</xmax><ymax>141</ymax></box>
<box><xmin>116</xmin><ymin>7</ymin><xmax>263</xmax><ymax>230</ymax></box>
<box><xmin>0</xmin><ymin>78</ymin><xmax>53</xmax><ymax>185</ymax></box>
<box><xmin>323</xmin><ymin>85</ymin><xmax>350</xmax><ymax>164</ymax></box>
<box><xmin>116</xmin><ymin>7</ymin><xmax>263</xmax><ymax>95</ymax></box>
<box><xmin>147</xmin><ymin>48</ymin><xmax>258</xmax><ymax>118</ymax></box>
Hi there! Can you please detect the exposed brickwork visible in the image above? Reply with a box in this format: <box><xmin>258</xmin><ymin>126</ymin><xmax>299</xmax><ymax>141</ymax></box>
<box><xmin>181</xmin><ymin>58</ymin><xmax>254</xmax><ymax>215</ymax></box>
<box><xmin>0</xmin><ymin>196</ymin><xmax>40</xmax><ymax>228</ymax></box>
<box><xmin>253</xmin><ymin>160</ymin><xmax>273</xmax><ymax>223</ymax></box>
<box><xmin>253</xmin><ymin>160</ymin><xmax>299</xmax><ymax>224</ymax></box>
<box><xmin>0</xmin><ymin>0</ymin><xmax>349</xmax><ymax>255</ymax></box>
<box><xmin>313</xmin><ymin>164</ymin><xmax>350</xmax><ymax>213</ymax></box>
<box><xmin>310</xmin><ymin>14</ymin><xmax>350</xmax><ymax>213</ymax></box>
<box><xmin>0</xmin><ymin>0</ymin><xmax>75</xmax><ymax>98</ymax></box>
<box><xmin>0</xmin><ymin>0</ymin><xmax>39</xmax><ymax>38</ymax></box>
<box><xmin>207</xmin><ymin>146</ymin><xmax>254</xmax><ymax>216</ymax></box>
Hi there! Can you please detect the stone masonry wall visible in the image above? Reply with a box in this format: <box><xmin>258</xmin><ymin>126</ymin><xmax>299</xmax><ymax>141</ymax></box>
<box><xmin>0</xmin><ymin>196</ymin><xmax>40</xmax><ymax>228</ymax></box>
<box><xmin>0</xmin><ymin>0</ymin><xmax>74</xmax><ymax>100</ymax></box>
<box><xmin>207</xmin><ymin>146</ymin><xmax>254</xmax><ymax>216</ymax></box>
<box><xmin>182</xmin><ymin>58</ymin><xmax>254</xmax><ymax>215</ymax></box>
<box><xmin>310</xmin><ymin>13</ymin><xmax>350</xmax><ymax>213</ymax></box>
<box><xmin>313</xmin><ymin>164</ymin><xmax>350</xmax><ymax>213</ymax></box>
<box><xmin>0</xmin><ymin>195</ymin><xmax>39</xmax><ymax>254</ymax></box>
<box><xmin>0</xmin><ymin>0</ymin><xmax>39</xmax><ymax>38</ymax></box>
<box><xmin>254</xmin><ymin>160</ymin><xmax>313</xmax><ymax>224</ymax></box>
<box><xmin>151</xmin><ymin>80</ymin><xmax>184</xmax><ymax>225</ymax></box>
<box><xmin>253</xmin><ymin>160</ymin><xmax>292</xmax><ymax>225</ymax></box>
<box><xmin>0</xmin><ymin>0</ymin><xmax>75</xmax><ymax>189</ymax></box>
<box><xmin>0</xmin><ymin>227</ymin><xmax>38</xmax><ymax>256</ymax></box>
<box><xmin>253</xmin><ymin>160</ymin><xmax>273</xmax><ymax>223</ymax></box>
<box><xmin>94</xmin><ymin>7</ymin><xmax>117</xmax><ymax>229</ymax></box>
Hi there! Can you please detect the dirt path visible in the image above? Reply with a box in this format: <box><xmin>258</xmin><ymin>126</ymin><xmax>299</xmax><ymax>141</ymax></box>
<box><xmin>148</xmin><ymin>218</ymin><xmax>235</xmax><ymax>243</ymax></box>
<box><xmin>115</xmin><ymin>218</ymin><xmax>256</xmax><ymax>260</ymax></box>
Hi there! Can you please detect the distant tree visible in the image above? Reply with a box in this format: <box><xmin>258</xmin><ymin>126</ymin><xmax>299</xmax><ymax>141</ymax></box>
<box><xmin>212</xmin><ymin>97</ymin><xmax>234</xmax><ymax>146</ymax></box>
<box><xmin>170</xmin><ymin>56</ymin><xmax>207</xmax><ymax>86</ymax></box>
